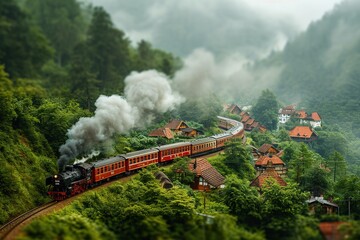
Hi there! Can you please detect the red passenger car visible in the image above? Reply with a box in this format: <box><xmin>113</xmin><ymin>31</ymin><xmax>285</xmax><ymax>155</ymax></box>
<box><xmin>190</xmin><ymin>137</ymin><xmax>217</xmax><ymax>156</ymax></box>
<box><xmin>92</xmin><ymin>156</ymin><xmax>126</xmax><ymax>183</ymax></box>
<box><xmin>121</xmin><ymin>148</ymin><xmax>159</xmax><ymax>172</ymax></box>
<box><xmin>157</xmin><ymin>142</ymin><xmax>191</xmax><ymax>163</ymax></box>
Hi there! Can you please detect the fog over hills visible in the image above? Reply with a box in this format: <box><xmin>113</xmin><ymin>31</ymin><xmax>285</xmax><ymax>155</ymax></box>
<box><xmin>85</xmin><ymin>0</ymin><xmax>343</xmax><ymax>102</ymax></box>
<box><xmin>86</xmin><ymin>0</ymin><xmax>341</xmax><ymax>60</ymax></box>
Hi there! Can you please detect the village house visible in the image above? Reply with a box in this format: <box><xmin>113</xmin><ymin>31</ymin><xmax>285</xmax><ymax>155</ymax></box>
<box><xmin>289</xmin><ymin>126</ymin><xmax>318</xmax><ymax>142</ymax></box>
<box><xmin>188</xmin><ymin>158</ymin><xmax>225</xmax><ymax>191</ymax></box>
<box><xmin>306</xmin><ymin>196</ymin><xmax>339</xmax><ymax>215</ymax></box>
<box><xmin>149</xmin><ymin>119</ymin><xmax>199</xmax><ymax>138</ymax></box>
<box><xmin>250</xmin><ymin>166</ymin><xmax>287</xmax><ymax>190</ymax></box>
<box><xmin>278</xmin><ymin>105</ymin><xmax>296</xmax><ymax>124</ymax></box>
<box><xmin>257</xmin><ymin>143</ymin><xmax>282</xmax><ymax>156</ymax></box>
<box><xmin>278</xmin><ymin>105</ymin><xmax>322</xmax><ymax>128</ymax></box>
<box><xmin>295</xmin><ymin>110</ymin><xmax>322</xmax><ymax>128</ymax></box>
<box><xmin>148</xmin><ymin>127</ymin><xmax>174</xmax><ymax>139</ymax></box>
<box><xmin>255</xmin><ymin>155</ymin><xmax>287</xmax><ymax>177</ymax></box>
<box><xmin>164</xmin><ymin>119</ymin><xmax>198</xmax><ymax>137</ymax></box>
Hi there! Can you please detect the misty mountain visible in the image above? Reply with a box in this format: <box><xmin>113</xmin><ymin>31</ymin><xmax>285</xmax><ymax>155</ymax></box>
<box><xmin>257</xmin><ymin>0</ymin><xmax>360</xmax><ymax>136</ymax></box>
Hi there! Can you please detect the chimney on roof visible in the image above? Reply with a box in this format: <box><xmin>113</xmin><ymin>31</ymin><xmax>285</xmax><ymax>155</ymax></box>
<box><xmin>193</xmin><ymin>159</ymin><xmax>197</xmax><ymax>170</ymax></box>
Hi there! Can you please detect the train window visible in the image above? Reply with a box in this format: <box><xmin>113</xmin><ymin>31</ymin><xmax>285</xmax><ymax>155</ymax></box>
<box><xmin>130</xmin><ymin>159</ymin><xmax>132</xmax><ymax>164</ymax></box>
<box><xmin>101</xmin><ymin>168</ymin><xmax>103</xmax><ymax>173</ymax></box>
<box><xmin>112</xmin><ymin>165</ymin><xmax>114</xmax><ymax>170</ymax></box>
<box><xmin>97</xmin><ymin>169</ymin><xmax>100</xmax><ymax>174</ymax></box>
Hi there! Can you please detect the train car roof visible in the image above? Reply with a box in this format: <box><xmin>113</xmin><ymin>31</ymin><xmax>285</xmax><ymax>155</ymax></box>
<box><xmin>211</xmin><ymin>132</ymin><xmax>232</xmax><ymax>139</ymax></box>
<box><xmin>92</xmin><ymin>155</ymin><xmax>125</xmax><ymax>168</ymax></box>
<box><xmin>156</xmin><ymin>142</ymin><xmax>190</xmax><ymax>150</ymax></box>
<box><xmin>190</xmin><ymin>137</ymin><xmax>216</xmax><ymax>145</ymax></box>
<box><xmin>120</xmin><ymin>148</ymin><xmax>159</xmax><ymax>158</ymax></box>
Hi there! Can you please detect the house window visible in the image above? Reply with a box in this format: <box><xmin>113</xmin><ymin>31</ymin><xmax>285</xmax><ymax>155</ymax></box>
<box><xmin>199</xmin><ymin>177</ymin><xmax>208</xmax><ymax>186</ymax></box>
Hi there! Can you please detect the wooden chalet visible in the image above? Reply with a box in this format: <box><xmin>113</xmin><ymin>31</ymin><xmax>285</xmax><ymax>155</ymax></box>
<box><xmin>257</xmin><ymin>143</ymin><xmax>281</xmax><ymax>156</ymax></box>
<box><xmin>289</xmin><ymin>126</ymin><xmax>318</xmax><ymax>142</ymax></box>
<box><xmin>188</xmin><ymin>158</ymin><xmax>225</xmax><ymax>191</ymax></box>
<box><xmin>181</xmin><ymin>128</ymin><xmax>198</xmax><ymax>137</ymax></box>
<box><xmin>165</xmin><ymin>119</ymin><xmax>189</xmax><ymax>133</ymax></box>
<box><xmin>250</xmin><ymin>167</ymin><xmax>287</xmax><ymax>190</ymax></box>
<box><xmin>164</xmin><ymin>119</ymin><xmax>199</xmax><ymax>137</ymax></box>
<box><xmin>255</xmin><ymin>155</ymin><xmax>287</xmax><ymax>177</ymax></box>
<box><xmin>306</xmin><ymin>196</ymin><xmax>339</xmax><ymax>215</ymax></box>
<box><xmin>226</xmin><ymin>104</ymin><xmax>242</xmax><ymax>115</ymax></box>
<box><xmin>148</xmin><ymin>127</ymin><xmax>174</xmax><ymax>139</ymax></box>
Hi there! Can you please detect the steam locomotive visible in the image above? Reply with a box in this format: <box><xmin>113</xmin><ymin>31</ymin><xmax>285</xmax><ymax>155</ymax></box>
<box><xmin>46</xmin><ymin>116</ymin><xmax>244</xmax><ymax>201</ymax></box>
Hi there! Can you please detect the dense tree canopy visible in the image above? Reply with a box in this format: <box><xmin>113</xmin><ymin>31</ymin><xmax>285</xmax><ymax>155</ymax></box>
<box><xmin>0</xmin><ymin>0</ymin><xmax>53</xmax><ymax>78</ymax></box>
<box><xmin>252</xmin><ymin>89</ymin><xmax>279</xmax><ymax>131</ymax></box>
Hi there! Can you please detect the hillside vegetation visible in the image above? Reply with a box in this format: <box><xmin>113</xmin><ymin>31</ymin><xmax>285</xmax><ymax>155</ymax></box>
<box><xmin>0</xmin><ymin>0</ymin><xmax>360</xmax><ymax>238</ymax></box>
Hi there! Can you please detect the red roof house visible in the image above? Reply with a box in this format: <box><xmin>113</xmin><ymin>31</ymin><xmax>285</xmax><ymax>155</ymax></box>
<box><xmin>250</xmin><ymin>167</ymin><xmax>287</xmax><ymax>189</ymax></box>
<box><xmin>289</xmin><ymin>126</ymin><xmax>318</xmax><ymax>142</ymax></box>
<box><xmin>255</xmin><ymin>155</ymin><xmax>287</xmax><ymax>177</ymax></box>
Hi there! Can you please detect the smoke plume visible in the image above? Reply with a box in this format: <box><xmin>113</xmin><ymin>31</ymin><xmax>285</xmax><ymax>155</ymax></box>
<box><xmin>58</xmin><ymin>70</ymin><xmax>184</xmax><ymax>171</ymax></box>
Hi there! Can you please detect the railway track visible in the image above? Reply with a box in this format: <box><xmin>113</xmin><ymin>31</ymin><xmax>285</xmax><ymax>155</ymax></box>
<box><xmin>0</xmin><ymin>201</ymin><xmax>57</xmax><ymax>240</ymax></box>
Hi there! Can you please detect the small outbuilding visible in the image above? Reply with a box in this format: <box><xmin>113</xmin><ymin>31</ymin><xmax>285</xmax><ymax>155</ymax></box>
<box><xmin>306</xmin><ymin>196</ymin><xmax>339</xmax><ymax>215</ymax></box>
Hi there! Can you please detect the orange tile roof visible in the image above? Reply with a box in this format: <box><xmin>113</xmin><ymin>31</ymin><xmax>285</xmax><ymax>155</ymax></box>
<box><xmin>255</xmin><ymin>155</ymin><xmax>285</xmax><ymax>166</ymax></box>
<box><xmin>189</xmin><ymin>158</ymin><xmax>225</xmax><ymax>188</ymax></box>
<box><xmin>289</xmin><ymin>126</ymin><xmax>317</xmax><ymax>139</ymax></box>
<box><xmin>311</xmin><ymin>112</ymin><xmax>321</xmax><ymax>121</ymax></box>
<box><xmin>250</xmin><ymin>168</ymin><xmax>287</xmax><ymax>188</ymax></box>
<box><xmin>148</xmin><ymin>127</ymin><xmax>174</xmax><ymax>139</ymax></box>
<box><xmin>295</xmin><ymin>110</ymin><xmax>307</xmax><ymax>119</ymax></box>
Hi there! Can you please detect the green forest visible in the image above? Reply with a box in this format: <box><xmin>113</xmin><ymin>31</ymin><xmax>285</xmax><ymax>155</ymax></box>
<box><xmin>0</xmin><ymin>0</ymin><xmax>360</xmax><ymax>239</ymax></box>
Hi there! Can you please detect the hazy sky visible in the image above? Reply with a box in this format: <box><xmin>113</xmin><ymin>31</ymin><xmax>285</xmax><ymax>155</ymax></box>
<box><xmin>86</xmin><ymin>0</ymin><xmax>343</xmax><ymax>59</ymax></box>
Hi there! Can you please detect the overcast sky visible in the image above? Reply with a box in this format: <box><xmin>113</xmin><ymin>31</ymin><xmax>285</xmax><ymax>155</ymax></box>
<box><xmin>85</xmin><ymin>0</ymin><xmax>343</xmax><ymax>59</ymax></box>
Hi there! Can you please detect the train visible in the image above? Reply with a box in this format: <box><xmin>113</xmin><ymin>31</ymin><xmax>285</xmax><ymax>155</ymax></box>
<box><xmin>46</xmin><ymin>116</ymin><xmax>244</xmax><ymax>201</ymax></box>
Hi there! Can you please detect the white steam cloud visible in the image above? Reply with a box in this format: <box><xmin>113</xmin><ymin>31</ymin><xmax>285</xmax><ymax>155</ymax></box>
<box><xmin>58</xmin><ymin>70</ymin><xmax>184</xmax><ymax>170</ymax></box>
<box><xmin>172</xmin><ymin>48</ymin><xmax>283</xmax><ymax>102</ymax></box>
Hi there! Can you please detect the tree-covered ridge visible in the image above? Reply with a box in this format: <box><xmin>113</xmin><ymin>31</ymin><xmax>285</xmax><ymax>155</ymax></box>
<box><xmin>258</xmin><ymin>0</ymin><xmax>360</xmax><ymax>137</ymax></box>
